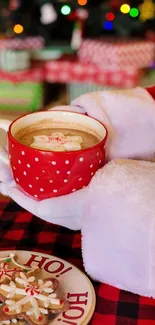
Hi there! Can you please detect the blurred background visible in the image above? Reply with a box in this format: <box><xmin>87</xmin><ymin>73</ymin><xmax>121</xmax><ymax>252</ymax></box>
<box><xmin>0</xmin><ymin>0</ymin><xmax>155</xmax><ymax>126</ymax></box>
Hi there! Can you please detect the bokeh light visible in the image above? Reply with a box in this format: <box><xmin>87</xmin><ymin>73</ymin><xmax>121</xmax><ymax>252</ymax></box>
<box><xmin>13</xmin><ymin>24</ymin><xmax>24</xmax><ymax>34</ymax></box>
<box><xmin>129</xmin><ymin>8</ymin><xmax>139</xmax><ymax>18</ymax></box>
<box><xmin>78</xmin><ymin>0</ymin><xmax>87</xmax><ymax>5</ymax></box>
<box><xmin>61</xmin><ymin>5</ymin><xmax>71</xmax><ymax>15</ymax></box>
<box><xmin>104</xmin><ymin>21</ymin><xmax>113</xmax><ymax>30</ymax></box>
<box><xmin>120</xmin><ymin>4</ymin><xmax>130</xmax><ymax>14</ymax></box>
<box><xmin>106</xmin><ymin>12</ymin><xmax>115</xmax><ymax>21</ymax></box>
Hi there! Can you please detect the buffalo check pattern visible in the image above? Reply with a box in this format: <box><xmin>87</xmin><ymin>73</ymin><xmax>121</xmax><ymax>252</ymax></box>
<box><xmin>1</xmin><ymin>197</ymin><xmax>155</xmax><ymax>325</ymax></box>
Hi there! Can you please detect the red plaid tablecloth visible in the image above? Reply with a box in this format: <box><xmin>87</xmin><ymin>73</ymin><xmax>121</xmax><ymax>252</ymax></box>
<box><xmin>0</xmin><ymin>197</ymin><xmax>155</xmax><ymax>325</ymax></box>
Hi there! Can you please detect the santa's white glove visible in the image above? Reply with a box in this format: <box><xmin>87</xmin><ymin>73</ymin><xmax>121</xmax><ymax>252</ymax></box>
<box><xmin>1</xmin><ymin>156</ymin><xmax>155</xmax><ymax>298</ymax></box>
<box><xmin>72</xmin><ymin>87</ymin><xmax>155</xmax><ymax>160</ymax></box>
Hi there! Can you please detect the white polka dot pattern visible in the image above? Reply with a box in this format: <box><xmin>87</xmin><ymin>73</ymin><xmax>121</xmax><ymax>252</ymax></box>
<box><xmin>9</xmin><ymin>133</ymin><xmax>106</xmax><ymax>199</ymax></box>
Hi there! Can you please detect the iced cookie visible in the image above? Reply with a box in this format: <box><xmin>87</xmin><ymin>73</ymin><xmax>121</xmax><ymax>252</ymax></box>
<box><xmin>0</xmin><ymin>318</ymin><xmax>25</xmax><ymax>325</ymax></box>
<box><xmin>0</xmin><ymin>271</ymin><xmax>69</xmax><ymax>325</ymax></box>
<box><xmin>0</xmin><ymin>254</ymin><xmax>31</xmax><ymax>285</ymax></box>
<box><xmin>0</xmin><ymin>320</ymin><xmax>25</xmax><ymax>325</ymax></box>
<box><xmin>0</xmin><ymin>306</ymin><xmax>25</xmax><ymax>325</ymax></box>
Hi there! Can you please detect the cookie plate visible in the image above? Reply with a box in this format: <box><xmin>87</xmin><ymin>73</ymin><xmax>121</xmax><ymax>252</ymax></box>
<box><xmin>0</xmin><ymin>250</ymin><xmax>96</xmax><ymax>325</ymax></box>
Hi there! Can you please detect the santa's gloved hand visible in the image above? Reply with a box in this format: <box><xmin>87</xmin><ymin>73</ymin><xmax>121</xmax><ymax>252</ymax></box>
<box><xmin>0</xmin><ymin>86</ymin><xmax>155</xmax><ymax>230</ymax></box>
<box><xmin>0</xmin><ymin>148</ymin><xmax>86</xmax><ymax>230</ymax></box>
<box><xmin>71</xmin><ymin>86</ymin><xmax>155</xmax><ymax>160</ymax></box>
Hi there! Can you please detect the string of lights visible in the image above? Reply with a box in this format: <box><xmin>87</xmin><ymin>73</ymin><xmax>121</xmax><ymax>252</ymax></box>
<box><xmin>0</xmin><ymin>0</ymin><xmax>155</xmax><ymax>38</ymax></box>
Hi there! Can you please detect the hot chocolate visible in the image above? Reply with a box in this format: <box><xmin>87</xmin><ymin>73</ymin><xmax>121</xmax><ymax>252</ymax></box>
<box><xmin>15</xmin><ymin>126</ymin><xmax>100</xmax><ymax>152</ymax></box>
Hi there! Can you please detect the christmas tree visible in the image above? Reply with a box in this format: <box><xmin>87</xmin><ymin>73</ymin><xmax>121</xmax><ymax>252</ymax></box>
<box><xmin>0</xmin><ymin>0</ymin><xmax>155</xmax><ymax>42</ymax></box>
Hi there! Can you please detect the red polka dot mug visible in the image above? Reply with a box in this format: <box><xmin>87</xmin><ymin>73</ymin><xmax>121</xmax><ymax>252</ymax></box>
<box><xmin>0</xmin><ymin>110</ymin><xmax>108</xmax><ymax>200</ymax></box>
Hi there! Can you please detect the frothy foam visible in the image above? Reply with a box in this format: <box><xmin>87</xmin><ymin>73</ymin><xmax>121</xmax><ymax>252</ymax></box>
<box><xmin>30</xmin><ymin>132</ymin><xmax>83</xmax><ymax>152</ymax></box>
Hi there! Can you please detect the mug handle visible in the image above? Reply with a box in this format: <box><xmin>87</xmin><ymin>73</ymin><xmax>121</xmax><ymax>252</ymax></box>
<box><xmin>0</xmin><ymin>119</ymin><xmax>12</xmax><ymax>165</ymax></box>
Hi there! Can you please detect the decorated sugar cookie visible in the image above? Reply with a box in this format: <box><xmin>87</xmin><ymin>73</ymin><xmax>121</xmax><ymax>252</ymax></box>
<box><xmin>0</xmin><ymin>319</ymin><xmax>25</xmax><ymax>325</ymax></box>
<box><xmin>0</xmin><ymin>271</ymin><xmax>69</xmax><ymax>325</ymax></box>
<box><xmin>0</xmin><ymin>306</ymin><xmax>25</xmax><ymax>325</ymax></box>
<box><xmin>0</xmin><ymin>254</ymin><xmax>31</xmax><ymax>285</ymax></box>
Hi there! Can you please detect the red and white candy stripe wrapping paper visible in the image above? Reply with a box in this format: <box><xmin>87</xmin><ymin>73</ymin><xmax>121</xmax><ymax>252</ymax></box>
<box><xmin>79</xmin><ymin>39</ymin><xmax>155</xmax><ymax>69</ymax></box>
<box><xmin>0</xmin><ymin>59</ymin><xmax>140</xmax><ymax>87</ymax></box>
<box><xmin>44</xmin><ymin>60</ymin><xmax>141</xmax><ymax>88</ymax></box>
<box><xmin>0</xmin><ymin>66</ymin><xmax>44</xmax><ymax>83</ymax></box>
<box><xmin>0</xmin><ymin>37</ymin><xmax>44</xmax><ymax>50</ymax></box>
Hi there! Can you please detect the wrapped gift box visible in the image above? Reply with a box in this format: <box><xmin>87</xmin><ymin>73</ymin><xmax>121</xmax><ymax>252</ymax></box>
<box><xmin>0</xmin><ymin>81</ymin><xmax>43</xmax><ymax>112</ymax></box>
<box><xmin>0</xmin><ymin>66</ymin><xmax>44</xmax><ymax>112</ymax></box>
<box><xmin>0</xmin><ymin>50</ymin><xmax>30</xmax><ymax>72</ymax></box>
<box><xmin>0</xmin><ymin>65</ymin><xmax>44</xmax><ymax>83</ymax></box>
<box><xmin>0</xmin><ymin>37</ymin><xmax>44</xmax><ymax>50</ymax></box>
<box><xmin>79</xmin><ymin>39</ymin><xmax>155</xmax><ymax>68</ymax></box>
<box><xmin>31</xmin><ymin>45</ymin><xmax>74</xmax><ymax>61</ymax></box>
<box><xmin>45</xmin><ymin>60</ymin><xmax>141</xmax><ymax>88</ymax></box>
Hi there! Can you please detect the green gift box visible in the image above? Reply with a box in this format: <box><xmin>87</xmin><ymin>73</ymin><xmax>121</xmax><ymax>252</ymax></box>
<box><xmin>0</xmin><ymin>50</ymin><xmax>30</xmax><ymax>72</ymax></box>
<box><xmin>0</xmin><ymin>82</ymin><xmax>43</xmax><ymax>112</ymax></box>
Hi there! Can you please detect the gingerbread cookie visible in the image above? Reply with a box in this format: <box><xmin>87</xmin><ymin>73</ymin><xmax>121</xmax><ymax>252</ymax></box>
<box><xmin>0</xmin><ymin>254</ymin><xmax>31</xmax><ymax>285</ymax></box>
<box><xmin>0</xmin><ymin>271</ymin><xmax>69</xmax><ymax>325</ymax></box>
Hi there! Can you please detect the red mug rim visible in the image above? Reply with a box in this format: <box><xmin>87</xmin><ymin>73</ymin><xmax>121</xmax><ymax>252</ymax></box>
<box><xmin>8</xmin><ymin>110</ymin><xmax>108</xmax><ymax>155</ymax></box>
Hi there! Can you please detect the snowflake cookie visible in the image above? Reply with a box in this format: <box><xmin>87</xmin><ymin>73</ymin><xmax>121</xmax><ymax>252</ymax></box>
<box><xmin>0</xmin><ymin>307</ymin><xmax>25</xmax><ymax>325</ymax></box>
<box><xmin>0</xmin><ymin>254</ymin><xmax>31</xmax><ymax>285</ymax></box>
<box><xmin>0</xmin><ymin>318</ymin><xmax>25</xmax><ymax>325</ymax></box>
<box><xmin>0</xmin><ymin>270</ymin><xmax>69</xmax><ymax>325</ymax></box>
